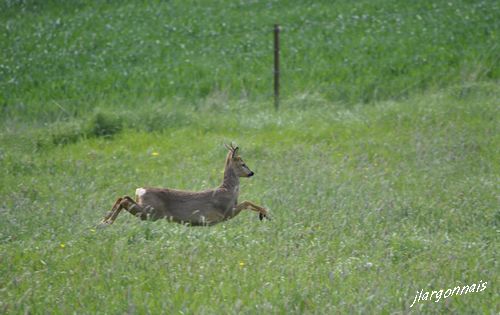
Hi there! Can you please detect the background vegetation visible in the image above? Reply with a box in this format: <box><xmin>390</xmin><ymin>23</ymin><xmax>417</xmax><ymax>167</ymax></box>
<box><xmin>1</xmin><ymin>0</ymin><xmax>498</xmax><ymax>313</ymax></box>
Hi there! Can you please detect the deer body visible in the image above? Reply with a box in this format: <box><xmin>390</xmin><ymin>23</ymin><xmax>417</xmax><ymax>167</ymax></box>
<box><xmin>100</xmin><ymin>145</ymin><xmax>269</xmax><ymax>226</ymax></box>
<box><xmin>134</xmin><ymin>180</ymin><xmax>239</xmax><ymax>225</ymax></box>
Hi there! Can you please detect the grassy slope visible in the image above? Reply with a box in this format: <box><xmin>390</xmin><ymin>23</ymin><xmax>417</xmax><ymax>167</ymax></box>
<box><xmin>1</xmin><ymin>0</ymin><xmax>499</xmax><ymax>314</ymax></box>
<box><xmin>1</xmin><ymin>0</ymin><xmax>499</xmax><ymax>121</ymax></box>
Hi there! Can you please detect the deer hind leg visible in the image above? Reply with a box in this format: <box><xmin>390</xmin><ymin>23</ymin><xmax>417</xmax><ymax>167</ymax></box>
<box><xmin>101</xmin><ymin>197</ymin><xmax>123</xmax><ymax>223</ymax></box>
<box><xmin>235</xmin><ymin>200</ymin><xmax>271</xmax><ymax>221</ymax></box>
<box><xmin>101</xmin><ymin>196</ymin><xmax>148</xmax><ymax>225</ymax></box>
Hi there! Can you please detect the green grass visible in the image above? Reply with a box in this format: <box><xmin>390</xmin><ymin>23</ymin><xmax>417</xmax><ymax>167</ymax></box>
<box><xmin>1</xmin><ymin>85</ymin><xmax>498</xmax><ymax>313</ymax></box>
<box><xmin>1</xmin><ymin>0</ymin><xmax>499</xmax><ymax>314</ymax></box>
<box><xmin>1</xmin><ymin>0</ymin><xmax>499</xmax><ymax>122</ymax></box>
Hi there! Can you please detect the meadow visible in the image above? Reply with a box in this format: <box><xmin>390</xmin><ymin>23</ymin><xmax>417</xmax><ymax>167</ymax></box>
<box><xmin>1</xmin><ymin>0</ymin><xmax>499</xmax><ymax>314</ymax></box>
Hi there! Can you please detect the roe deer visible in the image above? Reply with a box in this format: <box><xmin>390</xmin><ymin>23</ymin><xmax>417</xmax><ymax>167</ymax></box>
<box><xmin>99</xmin><ymin>144</ymin><xmax>270</xmax><ymax>226</ymax></box>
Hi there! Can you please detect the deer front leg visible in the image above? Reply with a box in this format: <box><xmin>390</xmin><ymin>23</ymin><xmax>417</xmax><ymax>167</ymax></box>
<box><xmin>100</xmin><ymin>196</ymin><xmax>148</xmax><ymax>226</ymax></box>
<box><xmin>235</xmin><ymin>200</ymin><xmax>271</xmax><ymax>221</ymax></box>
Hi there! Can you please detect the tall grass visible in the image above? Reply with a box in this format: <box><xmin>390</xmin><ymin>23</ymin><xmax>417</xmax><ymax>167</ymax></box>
<box><xmin>1</xmin><ymin>84</ymin><xmax>498</xmax><ymax>313</ymax></box>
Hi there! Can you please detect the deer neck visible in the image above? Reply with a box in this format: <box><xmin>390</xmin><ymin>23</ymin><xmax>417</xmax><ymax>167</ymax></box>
<box><xmin>220</xmin><ymin>162</ymin><xmax>240</xmax><ymax>194</ymax></box>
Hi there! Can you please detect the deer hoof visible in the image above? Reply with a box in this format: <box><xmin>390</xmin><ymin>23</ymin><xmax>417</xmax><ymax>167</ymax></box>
<box><xmin>259</xmin><ymin>213</ymin><xmax>271</xmax><ymax>221</ymax></box>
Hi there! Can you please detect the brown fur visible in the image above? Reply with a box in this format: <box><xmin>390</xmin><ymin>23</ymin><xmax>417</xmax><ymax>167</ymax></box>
<box><xmin>99</xmin><ymin>144</ymin><xmax>269</xmax><ymax>226</ymax></box>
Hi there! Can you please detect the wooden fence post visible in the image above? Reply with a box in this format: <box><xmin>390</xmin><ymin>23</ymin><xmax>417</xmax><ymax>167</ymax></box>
<box><xmin>274</xmin><ymin>24</ymin><xmax>280</xmax><ymax>110</ymax></box>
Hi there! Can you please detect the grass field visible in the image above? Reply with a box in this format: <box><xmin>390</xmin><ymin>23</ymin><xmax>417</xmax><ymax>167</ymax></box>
<box><xmin>1</xmin><ymin>0</ymin><xmax>499</xmax><ymax>314</ymax></box>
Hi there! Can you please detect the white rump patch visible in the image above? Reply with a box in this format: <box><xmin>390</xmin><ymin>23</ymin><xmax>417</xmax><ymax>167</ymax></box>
<box><xmin>136</xmin><ymin>188</ymin><xmax>147</xmax><ymax>198</ymax></box>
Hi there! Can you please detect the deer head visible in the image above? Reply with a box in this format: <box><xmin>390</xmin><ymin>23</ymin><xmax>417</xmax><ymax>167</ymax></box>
<box><xmin>225</xmin><ymin>143</ymin><xmax>254</xmax><ymax>178</ymax></box>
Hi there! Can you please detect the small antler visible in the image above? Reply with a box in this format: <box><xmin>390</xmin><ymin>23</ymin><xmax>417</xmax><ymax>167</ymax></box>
<box><xmin>225</xmin><ymin>142</ymin><xmax>239</xmax><ymax>158</ymax></box>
